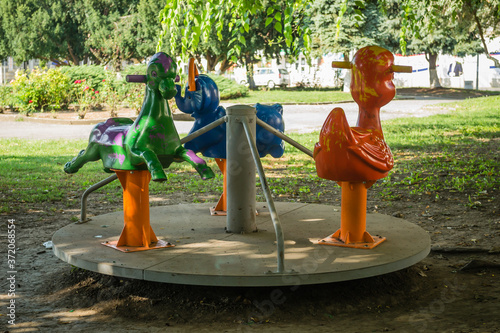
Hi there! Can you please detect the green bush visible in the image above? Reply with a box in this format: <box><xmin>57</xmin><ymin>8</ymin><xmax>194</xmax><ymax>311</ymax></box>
<box><xmin>116</xmin><ymin>64</ymin><xmax>147</xmax><ymax>105</ymax></box>
<box><xmin>60</xmin><ymin>65</ymin><xmax>108</xmax><ymax>91</ymax></box>
<box><xmin>120</xmin><ymin>63</ymin><xmax>147</xmax><ymax>76</ymax></box>
<box><xmin>10</xmin><ymin>68</ymin><xmax>72</xmax><ymax>113</ymax></box>
<box><xmin>0</xmin><ymin>85</ymin><xmax>15</xmax><ymax>112</ymax></box>
<box><xmin>207</xmin><ymin>74</ymin><xmax>249</xmax><ymax>100</ymax></box>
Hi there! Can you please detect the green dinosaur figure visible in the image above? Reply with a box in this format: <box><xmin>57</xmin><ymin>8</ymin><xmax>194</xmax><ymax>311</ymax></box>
<box><xmin>64</xmin><ymin>52</ymin><xmax>214</xmax><ymax>181</ymax></box>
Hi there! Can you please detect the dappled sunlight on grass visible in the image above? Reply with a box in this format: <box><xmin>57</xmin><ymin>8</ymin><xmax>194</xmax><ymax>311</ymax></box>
<box><xmin>1</xmin><ymin>95</ymin><xmax>499</xmax><ymax>212</ymax></box>
<box><xmin>224</xmin><ymin>88</ymin><xmax>352</xmax><ymax>104</ymax></box>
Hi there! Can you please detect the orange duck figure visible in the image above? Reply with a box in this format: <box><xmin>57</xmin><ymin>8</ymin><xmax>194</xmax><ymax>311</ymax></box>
<box><xmin>314</xmin><ymin>45</ymin><xmax>411</xmax><ymax>249</ymax></box>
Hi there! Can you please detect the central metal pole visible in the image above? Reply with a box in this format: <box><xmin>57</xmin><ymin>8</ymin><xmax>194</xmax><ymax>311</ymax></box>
<box><xmin>226</xmin><ymin>105</ymin><xmax>257</xmax><ymax>233</ymax></box>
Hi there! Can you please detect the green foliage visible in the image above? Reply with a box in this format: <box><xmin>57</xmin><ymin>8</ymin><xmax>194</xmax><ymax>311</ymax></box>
<box><xmin>0</xmin><ymin>85</ymin><xmax>14</xmax><ymax>111</ymax></box>
<box><xmin>0</xmin><ymin>10</ymin><xmax>9</xmax><ymax>60</ymax></box>
<box><xmin>0</xmin><ymin>1</ymin><xmax>160</xmax><ymax>67</ymax></box>
<box><xmin>135</xmin><ymin>0</ymin><xmax>170</xmax><ymax>59</ymax></box>
<box><xmin>10</xmin><ymin>68</ymin><xmax>71</xmax><ymax>113</ymax></box>
<box><xmin>100</xmin><ymin>72</ymin><xmax>120</xmax><ymax>115</ymax></box>
<box><xmin>71</xmin><ymin>79</ymin><xmax>100</xmax><ymax>118</ymax></box>
<box><xmin>81</xmin><ymin>0</ymin><xmax>140</xmax><ymax>70</ymax></box>
<box><xmin>0</xmin><ymin>1</ymin><xmax>86</xmax><ymax>65</ymax></box>
<box><xmin>206</xmin><ymin>74</ymin><xmax>249</xmax><ymax>100</ymax></box>
<box><xmin>123</xmin><ymin>84</ymin><xmax>145</xmax><ymax>114</ymax></box>
<box><xmin>309</xmin><ymin>0</ymin><xmax>399</xmax><ymax>57</ymax></box>
<box><xmin>115</xmin><ymin>64</ymin><xmax>148</xmax><ymax>114</ymax></box>
<box><xmin>159</xmin><ymin>0</ymin><xmax>311</xmax><ymax>66</ymax></box>
<box><xmin>60</xmin><ymin>65</ymin><xmax>108</xmax><ymax>91</ymax></box>
<box><xmin>120</xmin><ymin>64</ymin><xmax>148</xmax><ymax>76</ymax></box>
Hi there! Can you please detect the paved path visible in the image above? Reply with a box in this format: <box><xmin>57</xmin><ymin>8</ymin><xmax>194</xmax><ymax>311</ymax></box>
<box><xmin>0</xmin><ymin>98</ymin><xmax>456</xmax><ymax>139</ymax></box>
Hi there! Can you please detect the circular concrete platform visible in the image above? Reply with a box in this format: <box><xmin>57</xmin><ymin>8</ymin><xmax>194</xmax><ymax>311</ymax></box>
<box><xmin>52</xmin><ymin>202</ymin><xmax>430</xmax><ymax>287</ymax></box>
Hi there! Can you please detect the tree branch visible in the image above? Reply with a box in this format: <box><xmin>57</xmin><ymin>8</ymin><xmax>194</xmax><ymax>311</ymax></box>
<box><xmin>471</xmin><ymin>3</ymin><xmax>500</xmax><ymax>68</ymax></box>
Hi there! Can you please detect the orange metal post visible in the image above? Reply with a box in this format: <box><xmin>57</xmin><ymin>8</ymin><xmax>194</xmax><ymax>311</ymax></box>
<box><xmin>211</xmin><ymin>158</ymin><xmax>227</xmax><ymax>215</ymax></box>
<box><xmin>319</xmin><ymin>181</ymin><xmax>386</xmax><ymax>249</ymax></box>
<box><xmin>103</xmin><ymin>170</ymin><xmax>173</xmax><ymax>252</ymax></box>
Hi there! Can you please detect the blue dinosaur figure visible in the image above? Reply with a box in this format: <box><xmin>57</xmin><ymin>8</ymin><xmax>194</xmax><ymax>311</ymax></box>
<box><xmin>175</xmin><ymin>62</ymin><xmax>285</xmax><ymax>158</ymax></box>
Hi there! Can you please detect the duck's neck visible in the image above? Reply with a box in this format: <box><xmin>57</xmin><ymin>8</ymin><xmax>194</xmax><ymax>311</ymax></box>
<box><xmin>356</xmin><ymin>106</ymin><xmax>382</xmax><ymax>134</ymax></box>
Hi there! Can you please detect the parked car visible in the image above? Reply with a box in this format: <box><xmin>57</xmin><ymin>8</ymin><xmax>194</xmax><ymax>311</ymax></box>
<box><xmin>240</xmin><ymin>68</ymin><xmax>290</xmax><ymax>88</ymax></box>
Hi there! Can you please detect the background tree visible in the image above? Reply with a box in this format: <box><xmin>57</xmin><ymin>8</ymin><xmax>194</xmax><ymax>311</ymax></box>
<box><xmin>0</xmin><ymin>0</ymin><xmax>86</xmax><ymax>65</ymax></box>
<box><xmin>195</xmin><ymin>13</ymin><xmax>236</xmax><ymax>73</ymax></box>
<box><xmin>0</xmin><ymin>13</ymin><xmax>9</xmax><ymax>62</ymax></box>
<box><xmin>309</xmin><ymin>0</ymin><xmax>400</xmax><ymax>59</ymax></box>
<box><xmin>79</xmin><ymin>0</ymin><xmax>140</xmax><ymax>70</ymax></box>
<box><xmin>0</xmin><ymin>0</ymin><xmax>162</xmax><ymax>68</ymax></box>
<box><xmin>134</xmin><ymin>0</ymin><xmax>170</xmax><ymax>61</ymax></box>
<box><xmin>402</xmin><ymin>0</ymin><xmax>483</xmax><ymax>88</ymax></box>
<box><xmin>458</xmin><ymin>0</ymin><xmax>500</xmax><ymax>68</ymax></box>
<box><xmin>159</xmin><ymin>0</ymin><xmax>312</xmax><ymax>64</ymax></box>
<box><xmin>164</xmin><ymin>0</ymin><xmax>307</xmax><ymax>88</ymax></box>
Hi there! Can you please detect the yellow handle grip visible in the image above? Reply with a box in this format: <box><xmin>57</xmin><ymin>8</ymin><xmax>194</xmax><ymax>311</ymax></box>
<box><xmin>332</xmin><ymin>61</ymin><xmax>352</xmax><ymax>69</ymax></box>
<box><xmin>391</xmin><ymin>65</ymin><xmax>412</xmax><ymax>73</ymax></box>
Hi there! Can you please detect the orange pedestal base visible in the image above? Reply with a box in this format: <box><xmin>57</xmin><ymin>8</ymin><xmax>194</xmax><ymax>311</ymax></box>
<box><xmin>102</xmin><ymin>170</ymin><xmax>174</xmax><ymax>252</ymax></box>
<box><xmin>210</xmin><ymin>158</ymin><xmax>227</xmax><ymax>216</ymax></box>
<box><xmin>319</xmin><ymin>181</ymin><xmax>386</xmax><ymax>249</ymax></box>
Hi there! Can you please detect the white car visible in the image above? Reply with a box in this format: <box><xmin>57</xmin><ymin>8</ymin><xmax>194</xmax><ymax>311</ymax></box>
<box><xmin>241</xmin><ymin>68</ymin><xmax>290</xmax><ymax>88</ymax></box>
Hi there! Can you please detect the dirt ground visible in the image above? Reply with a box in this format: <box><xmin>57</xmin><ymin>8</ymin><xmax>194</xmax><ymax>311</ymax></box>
<box><xmin>1</xmin><ymin>88</ymin><xmax>499</xmax><ymax>332</ymax></box>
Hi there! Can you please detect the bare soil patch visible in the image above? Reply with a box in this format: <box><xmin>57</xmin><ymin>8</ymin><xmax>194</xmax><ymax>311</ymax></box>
<box><xmin>6</xmin><ymin>176</ymin><xmax>500</xmax><ymax>332</ymax></box>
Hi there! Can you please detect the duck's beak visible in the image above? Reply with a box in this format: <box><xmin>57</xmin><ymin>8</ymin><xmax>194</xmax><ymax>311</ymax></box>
<box><xmin>188</xmin><ymin>58</ymin><xmax>200</xmax><ymax>92</ymax></box>
<box><xmin>391</xmin><ymin>65</ymin><xmax>412</xmax><ymax>73</ymax></box>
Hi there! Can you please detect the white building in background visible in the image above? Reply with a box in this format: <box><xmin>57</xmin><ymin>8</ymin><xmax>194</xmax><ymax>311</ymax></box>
<box><xmin>224</xmin><ymin>37</ymin><xmax>500</xmax><ymax>90</ymax></box>
<box><xmin>2</xmin><ymin>38</ymin><xmax>500</xmax><ymax>89</ymax></box>
<box><xmin>392</xmin><ymin>51</ymin><xmax>500</xmax><ymax>90</ymax></box>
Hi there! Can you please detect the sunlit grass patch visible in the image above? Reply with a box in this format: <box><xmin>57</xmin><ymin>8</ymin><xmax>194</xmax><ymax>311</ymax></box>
<box><xmin>1</xmin><ymin>96</ymin><xmax>499</xmax><ymax>213</ymax></box>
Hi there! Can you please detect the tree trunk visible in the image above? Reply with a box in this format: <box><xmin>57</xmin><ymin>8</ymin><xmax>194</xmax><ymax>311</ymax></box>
<box><xmin>245</xmin><ymin>54</ymin><xmax>256</xmax><ymax>90</ymax></box>
<box><xmin>219</xmin><ymin>59</ymin><xmax>234</xmax><ymax>74</ymax></box>
<box><xmin>194</xmin><ymin>55</ymin><xmax>205</xmax><ymax>73</ymax></box>
<box><xmin>205</xmin><ymin>50</ymin><xmax>219</xmax><ymax>72</ymax></box>
<box><xmin>426</xmin><ymin>53</ymin><xmax>441</xmax><ymax>88</ymax></box>
<box><xmin>68</xmin><ymin>49</ymin><xmax>80</xmax><ymax>66</ymax></box>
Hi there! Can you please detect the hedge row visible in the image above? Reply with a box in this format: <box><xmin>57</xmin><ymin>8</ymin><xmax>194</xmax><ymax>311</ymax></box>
<box><xmin>0</xmin><ymin>65</ymin><xmax>248</xmax><ymax>115</ymax></box>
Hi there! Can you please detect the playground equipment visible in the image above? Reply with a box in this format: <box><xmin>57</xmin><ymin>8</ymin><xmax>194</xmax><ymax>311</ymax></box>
<box><xmin>175</xmin><ymin>59</ymin><xmax>285</xmax><ymax>215</ymax></box>
<box><xmin>63</xmin><ymin>52</ymin><xmax>214</xmax><ymax>251</ymax></box>
<box><xmin>314</xmin><ymin>45</ymin><xmax>413</xmax><ymax>249</ymax></box>
<box><xmin>54</xmin><ymin>47</ymin><xmax>429</xmax><ymax>286</ymax></box>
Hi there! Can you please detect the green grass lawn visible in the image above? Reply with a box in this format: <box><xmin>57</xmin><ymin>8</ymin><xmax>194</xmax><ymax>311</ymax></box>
<box><xmin>1</xmin><ymin>95</ymin><xmax>498</xmax><ymax>215</ymax></box>
<box><xmin>223</xmin><ymin>88</ymin><xmax>353</xmax><ymax>104</ymax></box>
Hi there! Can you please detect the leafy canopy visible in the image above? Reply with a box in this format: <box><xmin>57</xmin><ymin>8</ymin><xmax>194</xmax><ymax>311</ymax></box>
<box><xmin>159</xmin><ymin>0</ymin><xmax>313</xmax><ymax>62</ymax></box>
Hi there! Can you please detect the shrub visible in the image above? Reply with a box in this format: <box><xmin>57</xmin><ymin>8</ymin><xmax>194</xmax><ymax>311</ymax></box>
<box><xmin>72</xmin><ymin>79</ymin><xmax>100</xmax><ymax>118</ymax></box>
<box><xmin>207</xmin><ymin>74</ymin><xmax>249</xmax><ymax>100</ymax></box>
<box><xmin>116</xmin><ymin>64</ymin><xmax>148</xmax><ymax>114</ymax></box>
<box><xmin>0</xmin><ymin>85</ymin><xmax>14</xmax><ymax>112</ymax></box>
<box><xmin>10</xmin><ymin>68</ymin><xmax>72</xmax><ymax>114</ymax></box>
<box><xmin>120</xmin><ymin>63</ymin><xmax>147</xmax><ymax>76</ymax></box>
<box><xmin>101</xmin><ymin>72</ymin><xmax>121</xmax><ymax>116</ymax></box>
<box><xmin>60</xmin><ymin>65</ymin><xmax>108</xmax><ymax>92</ymax></box>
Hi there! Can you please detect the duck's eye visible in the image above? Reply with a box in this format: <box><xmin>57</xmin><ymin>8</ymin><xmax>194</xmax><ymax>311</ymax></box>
<box><xmin>151</xmin><ymin>71</ymin><xmax>157</xmax><ymax>78</ymax></box>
